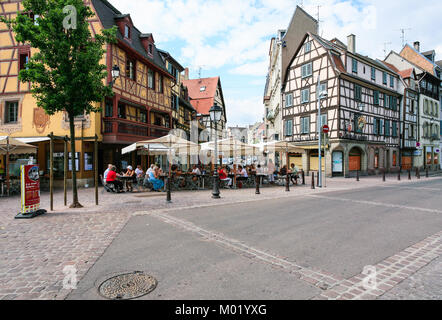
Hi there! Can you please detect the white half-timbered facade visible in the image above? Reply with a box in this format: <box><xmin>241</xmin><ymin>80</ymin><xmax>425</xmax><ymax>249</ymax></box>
<box><xmin>282</xmin><ymin>33</ymin><xmax>401</xmax><ymax>177</ymax></box>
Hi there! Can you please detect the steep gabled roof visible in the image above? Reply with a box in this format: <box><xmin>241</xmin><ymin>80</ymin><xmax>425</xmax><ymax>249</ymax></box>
<box><xmin>400</xmin><ymin>43</ymin><xmax>441</xmax><ymax>74</ymax></box>
<box><xmin>182</xmin><ymin>77</ymin><xmax>222</xmax><ymax>115</ymax></box>
<box><xmin>91</xmin><ymin>0</ymin><xmax>168</xmax><ymax>74</ymax></box>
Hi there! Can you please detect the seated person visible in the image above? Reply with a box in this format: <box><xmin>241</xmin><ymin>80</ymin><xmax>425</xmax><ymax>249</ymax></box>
<box><xmin>124</xmin><ymin>165</ymin><xmax>136</xmax><ymax>192</ymax></box>
<box><xmin>192</xmin><ymin>165</ymin><xmax>201</xmax><ymax>175</ymax></box>
<box><xmin>280</xmin><ymin>165</ymin><xmax>288</xmax><ymax>176</ymax></box>
<box><xmin>218</xmin><ymin>166</ymin><xmax>232</xmax><ymax>187</ymax></box>
<box><xmin>135</xmin><ymin>165</ymin><xmax>144</xmax><ymax>178</ymax></box>
<box><xmin>106</xmin><ymin>166</ymin><xmax>123</xmax><ymax>192</ymax></box>
<box><xmin>103</xmin><ymin>164</ymin><xmax>113</xmax><ymax>185</ymax></box>
<box><xmin>148</xmin><ymin>166</ymin><xmax>164</xmax><ymax>191</ymax></box>
<box><xmin>237</xmin><ymin>165</ymin><xmax>248</xmax><ymax>181</ymax></box>
<box><xmin>290</xmin><ymin>164</ymin><xmax>299</xmax><ymax>185</ymax></box>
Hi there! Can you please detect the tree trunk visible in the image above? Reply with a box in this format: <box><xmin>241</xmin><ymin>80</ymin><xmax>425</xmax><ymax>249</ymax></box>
<box><xmin>69</xmin><ymin>114</ymin><xmax>83</xmax><ymax>208</ymax></box>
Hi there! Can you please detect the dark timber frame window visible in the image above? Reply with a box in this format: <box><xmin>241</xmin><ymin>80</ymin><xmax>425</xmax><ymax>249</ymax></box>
<box><xmin>104</xmin><ymin>99</ymin><xmax>113</xmax><ymax>117</ymax></box>
<box><xmin>148</xmin><ymin>69</ymin><xmax>155</xmax><ymax>90</ymax></box>
<box><xmin>4</xmin><ymin>101</ymin><xmax>19</xmax><ymax>123</ymax></box>
<box><xmin>126</xmin><ymin>57</ymin><xmax>136</xmax><ymax>80</ymax></box>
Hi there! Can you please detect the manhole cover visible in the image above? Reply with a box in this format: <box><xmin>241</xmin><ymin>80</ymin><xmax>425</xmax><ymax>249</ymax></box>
<box><xmin>98</xmin><ymin>271</ymin><xmax>157</xmax><ymax>300</ymax></box>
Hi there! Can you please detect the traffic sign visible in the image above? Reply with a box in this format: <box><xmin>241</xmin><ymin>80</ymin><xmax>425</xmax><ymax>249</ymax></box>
<box><xmin>322</xmin><ymin>125</ymin><xmax>330</xmax><ymax>134</ymax></box>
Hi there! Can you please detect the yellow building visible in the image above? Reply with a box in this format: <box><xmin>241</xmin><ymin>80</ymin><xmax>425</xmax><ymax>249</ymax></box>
<box><xmin>0</xmin><ymin>0</ymin><xmax>176</xmax><ymax>186</ymax></box>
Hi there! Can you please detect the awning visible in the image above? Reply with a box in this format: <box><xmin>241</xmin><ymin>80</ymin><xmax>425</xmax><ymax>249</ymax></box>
<box><xmin>0</xmin><ymin>137</ymin><xmax>37</xmax><ymax>155</ymax></box>
<box><xmin>16</xmin><ymin>137</ymin><xmax>50</xmax><ymax>144</ymax></box>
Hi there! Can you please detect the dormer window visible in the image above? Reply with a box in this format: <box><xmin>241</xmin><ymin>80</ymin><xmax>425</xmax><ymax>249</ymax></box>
<box><xmin>148</xmin><ymin>44</ymin><xmax>153</xmax><ymax>55</ymax></box>
<box><xmin>124</xmin><ymin>25</ymin><xmax>131</xmax><ymax>39</ymax></box>
<box><xmin>200</xmin><ymin>86</ymin><xmax>206</xmax><ymax>92</ymax></box>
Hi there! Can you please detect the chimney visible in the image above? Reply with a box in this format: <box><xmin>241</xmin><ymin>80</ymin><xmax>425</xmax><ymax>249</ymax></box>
<box><xmin>347</xmin><ymin>34</ymin><xmax>356</xmax><ymax>53</ymax></box>
<box><xmin>184</xmin><ymin>67</ymin><xmax>189</xmax><ymax>80</ymax></box>
<box><xmin>413</xmin><ymin>41</ymin><xmax>420</xmax><ymax>52</ymax></box>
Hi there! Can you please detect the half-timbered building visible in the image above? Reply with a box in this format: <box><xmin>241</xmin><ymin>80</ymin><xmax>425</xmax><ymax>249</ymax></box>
<box><xmin>282</xmin><ymin>33</ymin><xmax>401</xmax><ymax>177</ymax></box>
<box><xmin>0</xmin><ymin>0</ymin><xmax>177</xmax><ymax>185</ymax></box>
<box><xmin>182</xmin><ymin>76</ymin><xmax>227</xmax><ymax>140</ymax></box>
<box><xmin>385</xmin><ymin>48</ymin><xmax>441</xmax><ymax>170</ymax></box>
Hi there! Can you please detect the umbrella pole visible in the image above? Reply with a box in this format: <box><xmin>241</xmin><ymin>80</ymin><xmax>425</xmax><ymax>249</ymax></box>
<box><xmin>286</xmin><ymin>146</ymin><xmax>290</xmax><ymax>192</ymax></box>
<box><xmin>64</xmin><ymin>136</ymin><xmax>68</xmax><ymax>206</ymax></box>
<box><xmin>49</xmin><ymin>132</ymin><xmax>54</xmax><ymax>211</ymax></box>
<box><xmin>6</xmin><ymin>136</ymin><xmax>10</xmax><ymax>196</ymax></box>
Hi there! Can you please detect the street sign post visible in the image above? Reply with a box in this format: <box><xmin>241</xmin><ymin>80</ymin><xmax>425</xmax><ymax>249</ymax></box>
<box><xmin>322</xmin><ymin>125</ymin><xmax>330</xmax><ymax>134</ymax></box>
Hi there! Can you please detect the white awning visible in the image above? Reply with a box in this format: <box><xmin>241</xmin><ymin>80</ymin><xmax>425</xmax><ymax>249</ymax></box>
<box><xmin>0</xmin><ymin>136</ymin><xmax>50</xmax><ymax>144</ymax></box>
<box><xmin>16</xmin><ymin>137</ymin><xmax>50</xmax><ymax>144</ymax></box>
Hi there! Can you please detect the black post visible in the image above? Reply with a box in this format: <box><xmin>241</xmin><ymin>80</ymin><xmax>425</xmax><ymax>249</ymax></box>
<box><xmin>416</xmin><ymin>167</ymin><xmax>420</xmax><ymax>179</ymax></box>
<box><xmin>426</xmin><ymin>167</ymin><xmax>429</xmax><ymax>178</ymax></box>
<box><xmin>398</xmin><ymin>168</ymin><xmax>401</xmax><ymax>181</ymax></box>
<box><xmin>316</xmin><ymin>171</ymin><xmax>319</xmax><ymax>186</ymax></box>
<box><xmin>311</xmin><ymin>172</ymin><xmax>315</xmax><ymax>189</ymax></box>
<box><xmin>255</xmin><ymin>175</ymin><xmax>260</xmax><ymax>195</ymax></box>
<box><xmin>285</xmin><ymin>174</ymin><xmax>290</xmax><ymax>192</ymax></box>
<box><xmin>302</xmin><ymin>170</ymin><xmax>305</xmax><ymax>185</ymax></box>
<box><xmin>356</xmin><ymin>170</ymin><xmax>359</xmax><ymax>181</ymax></box>
<box><xmin>212</xmin><ymin>121</ymin><xmax>220</xmax><ymax>199</ymax></box>
<box><xmin>166</xmin><ymin>176</ymin><xmax>171</xmax><ymax>202</ymax></box>
<box><xmin>408</xmin><ymin>169</ymin><xmax>411</xmax><ymax>180</ymax></box>
<box><xmin>382</xmin><ymin>169</ymin><xmax>386</xmax><ymax>182</ymax></box>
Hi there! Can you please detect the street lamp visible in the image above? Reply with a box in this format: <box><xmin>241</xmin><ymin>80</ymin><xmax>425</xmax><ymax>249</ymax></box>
<box><xmin>209</xmin><ymin>103</ymin><xmax>223</xmax><ymax>199</ymax></box>
<box><xmin>317</xmin><ymin>76</ymin><xmax>328</xmax><ymax>188</ymax></box>
<box><xmin>110</xmin><ymin>65</ymin><xmax>120</xmax><ymax>87</ymax></box>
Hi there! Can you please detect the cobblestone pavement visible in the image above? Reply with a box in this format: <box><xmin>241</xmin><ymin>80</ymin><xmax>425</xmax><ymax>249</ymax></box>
<box><xmin>1</xmin><ymin>174</ymin><xmax>441</xmax><ymax>300</ymax></box>
<box><xmin>379</xmin><ymin>255</ymin><xmax>442</xmax><ymax>300</ymax></box>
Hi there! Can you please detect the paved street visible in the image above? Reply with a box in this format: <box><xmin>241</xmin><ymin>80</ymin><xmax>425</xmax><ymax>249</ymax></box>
<box><xmin>1</xmin><ymin>175</ymin><xmax>442</xmax><ymax>300</ymax></box>
<box><xmin>64</xmin><ymin>176</ymin><xmax>441</xmax><ymax>300</ymax></box>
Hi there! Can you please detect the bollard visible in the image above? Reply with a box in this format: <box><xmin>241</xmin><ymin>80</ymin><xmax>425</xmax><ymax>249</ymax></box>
<box><xmin>426</xmin><ymin>167</ymin><xmax>429</xmax><ymax>178</ymax></box>
<box><xmin>311</xmin><ymin>172</ymin><xmax>315</xmax><ymax>189</ymax></box>
<box><xmin>356</xmin><ymin>170</ymin><xmax>359</xmax><ymax>182</ymax></box>
<box><xmin>286</xmin><ymin>174</ymin><xmax>290</xmax><ymax>192</ymax></box>
<box><xmin>398</xmin><ymin>169</ymin><xmax>401</xmax><ymax>181</ymax></box>
<box><xmin>302</xmin><ymin>170</ymin><xmax>305</xmax><ymax>185</ymax></box>
<box><xmin>408</xmin><ymin>169</ymin><xmax>411</xmax><ymax>180</ymax></box>
<box><xmin>255</xmin><ymin>175</ymin><xmax>260</xmax><ymax>195</ymax></box>
<box><xmin>382</xmin><ymin>170</ymin><xmax>386</xmax><ymax>182</ymax></box>
<box><xmin>416</xmin><ymin>167</ymin><xmax>420</xmax><ymax>179</ymax></box>
<box><xmin>317</xmin><ymin>171</ymin><xmax>319</xmax><ymax>186</ymax></box>
<box><xmin>166</xmin><ymin>176</ymin><xmax>172</xmax><ymax>202</ymax></box>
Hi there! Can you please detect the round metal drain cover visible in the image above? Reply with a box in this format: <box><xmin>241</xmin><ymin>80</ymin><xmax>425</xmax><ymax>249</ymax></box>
<box><xmin>98</xmin><ymin>271</ymin><xmax>157</xmax><ymax>300</ymax></box>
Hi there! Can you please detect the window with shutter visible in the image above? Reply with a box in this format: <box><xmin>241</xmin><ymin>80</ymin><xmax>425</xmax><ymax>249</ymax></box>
<box><xmin>301</xmin><ymin>89</ymin><xmax>309</xmax><ymax>104</ymax></box>
<box><xmin>380</xmin><ymin>119</ymin><xmax>384</xmax><ymax>135</ymax></box>
<box><xmin>374</xmin><ymin>91</ymin><xmax>379</xmax><ymax>105</ymax></box>
<box><xmin>354</xmin><ymin>85</ymin><xmax>362</xmax><ymax>101</ymax></box>
<box><xmin>352</xmin><ymin>59</ymin><xmax>358</xmax><ymax>73</ymax></box>
<box><xmin>373</xmin><ymin>117</ymin><xmax>378</xmax><ymax>135</ymax></box>
<box><xmin>383</xmin><ymin>72</ymin><xmax>387</xmax><ymax>85</ymax></box>
<box><xmin>384</xmin><ymin>94</ymin><xmax>389</xmax><ymax>108</ymax></box>
<box><xmin>302</xmin><ymin>63</ymin><xmax>312</xmax><ymax>78</ymax></box>
<box><xmin>371</xmin><ymin>67</ymin><xmax>376</xmax><ymax>81</ymax></box>
<box><xmin>385</xmin><ymin>120</ymin><xmax>390</xmax><ymax>136</ymax></box>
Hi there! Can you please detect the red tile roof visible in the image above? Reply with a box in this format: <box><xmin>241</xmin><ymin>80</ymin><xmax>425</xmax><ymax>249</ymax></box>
<box><xmin>382</xmin><ymin>61</ymin><xmax>400</xmax><ymax>73</ymax></box>
<box><xmin>398</xmin><ymin>68</ymin><xmax>413</xmax><ymax>79</ymax></box>
<box><xmin>331</xmin><ymin>54</ymin><xmax>346</xmax><ymax>73</ymax></box>
<box><xmin>182</xmin><ymin>77</ymin><xmax>220</xmax><ymax>115</ymax></box>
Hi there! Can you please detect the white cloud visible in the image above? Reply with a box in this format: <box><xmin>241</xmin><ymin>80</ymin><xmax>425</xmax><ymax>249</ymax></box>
<box><xmin>108</xmin><ymin>0</ymin><xmax>442</xmax><ymax>126</ymax></box>
<box><xmin>225</xmin><ymin>96</ymin><xmax>264</xmax><ymax>126</ymax></box>
<box><xmin>230</xmin><ymin>61</ymin><xmax>268</xmax><ymax>76</ymax></box>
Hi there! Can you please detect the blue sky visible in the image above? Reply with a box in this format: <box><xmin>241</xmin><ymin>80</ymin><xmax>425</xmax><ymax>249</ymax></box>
<box><xmin>108</xmin><ymin>0</ymin><xmax>442</xmax><ymax>126</ymax></box>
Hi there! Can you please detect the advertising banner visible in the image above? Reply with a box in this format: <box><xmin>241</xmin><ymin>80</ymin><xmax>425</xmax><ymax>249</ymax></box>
<box><xmin>20</xmin><ymin>165</ymin><xmax>41</xmax><ymax>214</ymax></box>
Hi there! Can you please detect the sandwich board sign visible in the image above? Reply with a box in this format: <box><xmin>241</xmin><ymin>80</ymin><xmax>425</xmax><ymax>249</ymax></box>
<box><xmin>15</xmin><ymin>165</ymin><xmax>46</xmax><ymax>219</ymax></box>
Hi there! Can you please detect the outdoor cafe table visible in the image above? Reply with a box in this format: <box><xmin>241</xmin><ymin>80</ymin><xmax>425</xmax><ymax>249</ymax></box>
<box><xmin>118</xmin><ymin>175</ymin><xmax>134</xmax><ymax>192</ymax></box>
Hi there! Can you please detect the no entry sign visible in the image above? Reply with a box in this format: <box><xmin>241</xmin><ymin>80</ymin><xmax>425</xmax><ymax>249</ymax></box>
<box><xmin>322</xmin><ymin>125</ymin><xmax>330</xmax><ymax>134</ymax></box>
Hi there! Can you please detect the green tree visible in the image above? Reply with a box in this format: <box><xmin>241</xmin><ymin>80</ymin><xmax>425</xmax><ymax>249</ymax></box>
<box><xmin>2</xmin><ymin>0</ymin><xmax>116</xmax><ymax>208</ymax></box>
